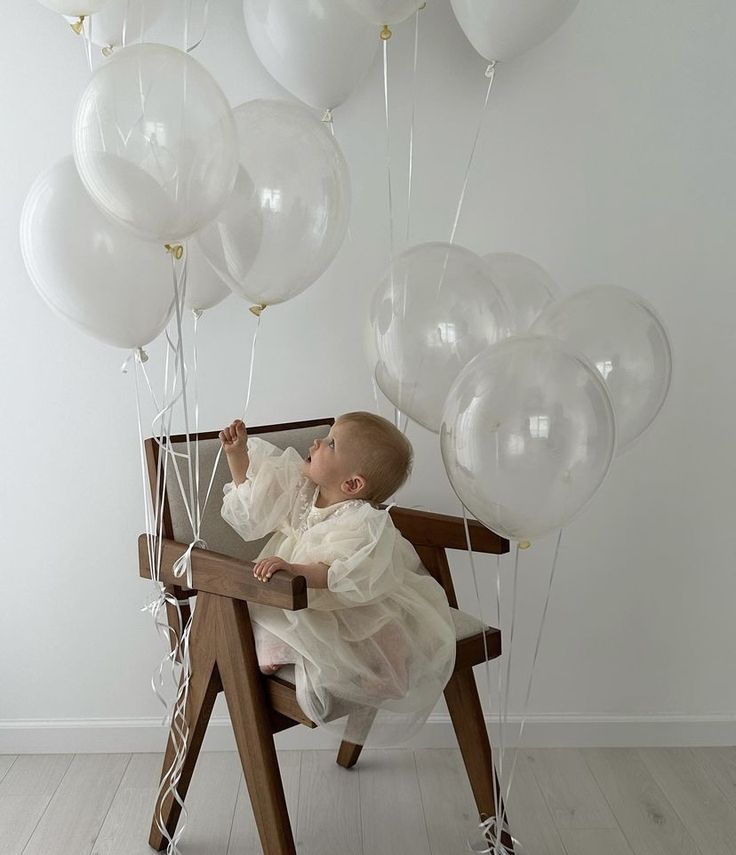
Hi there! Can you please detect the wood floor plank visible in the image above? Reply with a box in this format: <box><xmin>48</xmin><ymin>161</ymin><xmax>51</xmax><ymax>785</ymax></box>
<box><xmin>584</xmin><ymin>748</ymin><xmax>705</xmax><ymax>855</ymax></box>
<box><xmin>295</xmin><ymin>749</ymin><xmax>362</xmax><ymax>855</ymax></box>
<box><xmin>227</xmin><ymin>750</ymin><xmax>300</xmax><ymax>854</ymax></box>
<box><xmin>415</xmin><ymin>748</ymin><xmax>485</xmax><ymax>855</ymax></box>
<box><xmin>175</xmin><ymin>751</ymin><xmax>242</xmax><ymax>854</ymax></box>
<box><xmin>639</xmin><ymin>748</ymin><xmax>736</xmax><ymax>855</ymax></box>
<box><xmin>695</xmin><ymin>747</ymin><xmax>736</xmax><ymax>808</ymax></box>
<box><xmin>0</xmin><ymin>754</ymin><xmax>73</xmax><ymax>855</ymax></box>
<box><xmin>500</xmin><ymin>749</ymin><xmax>569</xmax><ymax>855</ymax></box>
<box><xmin>525</xmin><ymin>748</ymin><xmax>618</xmax><ymax>829</ymax></box>
<box><xmin>0</xmin><ymin>755</ymin><xmax>17</xmax><ymax>784</ymax></box>
<box><xmin>360</xmin><ymin>749</ymin><xmax>430</xmax><ymax>855</ymax></box>
<box><xmin>22</xmin><ymin>754</ymin><xmax>130</xmax><ymax>855</ymax></box>
<box><xmin>559</xmin><ymin>828</ymin><xmax>637</xmax><ymax>855</ymax></box>
<box><xmin>92</xmin><ymin>753</ymin><xmax>163</xmax><ymax>855</ymax></box>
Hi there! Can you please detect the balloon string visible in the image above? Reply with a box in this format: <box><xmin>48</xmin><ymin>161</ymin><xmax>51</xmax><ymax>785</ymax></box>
<box><xmin>81</xmin><ymin>14</ymin><xmax>94</xmax><ymax>72</ymax></box>
<box><xmin>449</xmin><ymin>62</ymin><xmax>496</xmax><ymax>246</ymax></box>
<box><xmin>325</xmin><ymin>116</ymin><xmax>353</xmax><ymax>245</ymax></box>
<box><xmin>499</xmin><ymin>529</ymin><xmax>564</xmax><ymax>833</ymax></box>
<box><xmin>461</xmin><ymin>506</ymin><xmax>504</xmax><ymax>855</ymax></box>
<box><xmin>186</xmin><ymin>0</ymin><xmax>210</xmax><ymax>53</ymax></box>
<box><xmin>382</xmin><ymin>37</ymin><xmax>395</xmax><ymax>264</ymax></box>
<box><xmin>405</xmin><ymin>6</ymin><xmax>421</xmax><ymax>246</ymax></box>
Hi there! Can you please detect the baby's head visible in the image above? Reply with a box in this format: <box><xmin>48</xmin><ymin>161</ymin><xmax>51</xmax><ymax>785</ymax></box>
<box><xmin>305</xmin><ymin>411</ymin><xmax>413</xmax><ymax>504</ymax></box>
<box><xmin>337</xmin><ymin>412</ymin><xmax>414</xmax><ymax>503</ymax></box>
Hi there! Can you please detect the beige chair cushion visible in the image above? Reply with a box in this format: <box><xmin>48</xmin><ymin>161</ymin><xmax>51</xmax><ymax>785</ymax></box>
<box><xmin>166</xmin><ymin>424</ymin><xmax>331</xmax><ymax>562</ymax></box>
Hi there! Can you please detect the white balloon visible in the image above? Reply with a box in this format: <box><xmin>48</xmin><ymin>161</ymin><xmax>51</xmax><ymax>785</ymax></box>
<box><xmin>184</xmin><ymin>242</ymin><xmax>231</xmax><ymax>313</ymax></box>
<box><xmin>20</xmin><ymin>157</ymin><xmax>174</xmax><ymax>349</ymax></box>
<box><xmin>441</xmin><ymin>336</ymin><xmax>616</xmax><ymax>542</ymax></box>
<box><xmin>197</xmin><ymin>100</ymin><xmax>350</xmax><ymax>307</ymax></box>
<box><xmin>531</xmin><ymin>286</ymin><xmax>673</xmax><ymax>453</ymax></box>
<box><xmin>39</xmin><ymin>0</ymin><xmax>110</xmax><ymax>15</ymax></box>
<box><xmin>483</xmin><ymin>252</ymin><xmax>559</xmax><ymax>336</ymax></box>
<box><xmin>64</xmin><ymin>0</ymin><xmax>165</xmax><ymax>49</ymax></box>
<box><xmin>73</xmin><ymin>44</ymin><xmax>238</xmax><ymax>243</ymax></box>
<box><xmin>243</xmin><ymin>0</ymin><xmax>379</xmax><ymax>110</ymax></box>
<box><xmin>450</xmin><ymin>0</ymin><xmax>579</xmax><ymax>62</ymax></box>
<box><xmin>345</xmin><ymin>0</ymin><xmax>423</xmax><ymax>27</ymax></box>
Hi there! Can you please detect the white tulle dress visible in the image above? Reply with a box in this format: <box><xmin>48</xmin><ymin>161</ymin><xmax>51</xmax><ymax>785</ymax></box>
<box><xmin>221</xmin><ymin>436</ymin><xmax>457</xmax><ymax>746</ymax></box>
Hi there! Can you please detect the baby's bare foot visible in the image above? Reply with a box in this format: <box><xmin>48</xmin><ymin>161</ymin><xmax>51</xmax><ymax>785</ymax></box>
<box><xmin>259</xmin><ymin>663</ymin><xmax>284</xmax><ymax>675</ymax></box>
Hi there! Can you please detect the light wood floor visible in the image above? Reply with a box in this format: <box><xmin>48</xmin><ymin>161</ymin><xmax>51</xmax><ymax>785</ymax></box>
<box><xmin>2</xmin><ymin>747</ymin><xmax>736</xmax><ymax>854</ymax></box>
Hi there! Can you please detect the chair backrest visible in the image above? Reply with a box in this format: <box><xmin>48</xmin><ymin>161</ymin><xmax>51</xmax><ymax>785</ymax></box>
<box><xmin>145</xmin><ymin>418</ymin><xmax>334</xmax><ymax>563</ymax></box>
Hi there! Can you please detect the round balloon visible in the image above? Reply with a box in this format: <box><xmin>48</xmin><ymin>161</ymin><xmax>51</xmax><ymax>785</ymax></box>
<box><xmin>483</xmin><ymin>252</ymin><xmax>558</xmax><ymax>336</ymax></box>
<box><xmin>531</xmin><ymin>286</ymin><xmax>672</xmax><ymax>453</ymax></box>
<box><xmin>20</xmin><ymin>156</ymin><xmax>174</xmax><ymax>349</ymax></box>
<box><xmin>39</xmin><ymin>0</ymin><xmax>110</xmax><ymax>14</ymax></box>
<box><xmin>345</xmin><ymin>0</ymin><xmax>423</xmax><ymax>27</ymax></box>
<box><xmin>64</xmin><ymin>0</ymin><xmax>165</xmax><ymax>49</ymax></box>
<box><xmin>450</xmin><ymin>0</ymin><xmax>579</xmax><ymax>62</ymax></box>
<box><xmin>197</xmin><ymin>99</ymin><xmax>350</xmax><ymax>307</ymax></box>
<box><xmin>183</xmin><ymin>242</ymin><xmax>231</xmax><ymax>312</ymax></box>
<box><xmin>243</xmin><ymin>0</ymin><xmax>379</xmax><ymax>110</ymax></box>
<box><xmin>370</xmin><ymin>242</ymin><xmax>509</xmax><ymax>432</ymax></box>
<box><xmin>441</xmin><ymin>336</ymin><xmax>616</xmax><ymax>542</ymax></box>
<box><xmin>73</xmin><ymin>43</ymin><xmax>238</xmax><ymax>243</ymax></box>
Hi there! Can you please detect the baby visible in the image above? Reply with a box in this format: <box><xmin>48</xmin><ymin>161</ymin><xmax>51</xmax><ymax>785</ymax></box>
<box><xmin>219</xmin><ymin>412</ymin><xmax>456</xmax><ymax>738</ymax></box>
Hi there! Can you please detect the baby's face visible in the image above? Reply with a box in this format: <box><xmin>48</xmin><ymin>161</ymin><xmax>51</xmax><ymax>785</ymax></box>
<box><xmin>303</xmin><ymin>421</ymin><xmax>364</xmax><ymax>494</ymax></box>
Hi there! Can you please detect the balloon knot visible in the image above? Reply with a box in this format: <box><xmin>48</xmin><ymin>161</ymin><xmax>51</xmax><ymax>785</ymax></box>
<box><xmin>380</xmin><ymin>24</ymin><xmax>392</xmax><ymax>40</ymax></box>
<box><xmin>249</xmin><ymin>303</ymin><xmax>267</xmax><ymax>317</ymax></box>
<box><xmin>70</xmin><ymin>15</ymin><xmax>85</xmax><ymax>35</ymax></box>
<box><xmin>101</xmin><ymin>45</ymin><xmax>114</xmax><ymax>57</ymax></box>
<box><xmin>518</xmin><ymin>540</ymin><xmax>532</xmax><ymax>550</ymax></box>
<box><xmin>485</xmin><ymin>61</ymin><xmax>497</xmax><ymax>78</ymax></box>
<box><xmin>321</xmin><ymin>109</ymin><xmax>334</xmax><ymax>124</ymax></box>
<box><xmin>164</xmin><ymin>243</ymin><xmax>184</xmax><ymax>260</ymax></box>
<box><xmin>135</xmin><ymin>347</ymin><xmax>149</xmax><ymax>364</ymax></box>
<box><xmin>191</xmin><ymin>308</ymin><xmax>203</xmax><ymax>320</ymax></box>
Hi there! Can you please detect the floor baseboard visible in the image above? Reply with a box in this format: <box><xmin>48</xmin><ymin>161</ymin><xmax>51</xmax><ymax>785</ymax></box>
<box><xmin>1</xmin><ymin>713</ymin><xmax>735</xmax><ymax>754</ymax></box>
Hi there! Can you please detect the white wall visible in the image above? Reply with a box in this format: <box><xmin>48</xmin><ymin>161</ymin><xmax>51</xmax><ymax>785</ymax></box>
<box><xmin>2</xmin><ymin>0</ymin><xmax>735</xmax><ymax>751</ymax></box>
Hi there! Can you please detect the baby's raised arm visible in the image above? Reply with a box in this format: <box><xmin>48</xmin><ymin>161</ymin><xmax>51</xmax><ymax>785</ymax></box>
<box><xmin>220</xmin><ymin>419</ymin><xmax>249</xmax><ymax>485</ymax></box>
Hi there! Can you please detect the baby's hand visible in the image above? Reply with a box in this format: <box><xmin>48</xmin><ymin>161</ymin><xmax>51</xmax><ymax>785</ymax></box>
<box><xmin>253</xmin><ymin>556</ymin><xmax>293</xmax><ymax>582</ymax></box>
<box><xmin>219</xmin><ymin>419</ymin><xmax>247</xmax><ymax>455</ymax></box>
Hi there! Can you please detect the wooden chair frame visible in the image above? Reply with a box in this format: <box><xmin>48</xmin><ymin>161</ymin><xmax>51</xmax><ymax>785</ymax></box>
<box><xmin>139</xmin><ymin>418</ymin><xmax>514</xmax><ymax>854</ymax></box>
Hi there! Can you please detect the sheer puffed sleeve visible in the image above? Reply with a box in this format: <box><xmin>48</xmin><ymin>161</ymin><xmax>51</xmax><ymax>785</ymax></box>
<box><xmin>221</xmin><ymin>436</ymin><xmax>305</xmax><ymax>541</ymax></box>
<box><xmin>305</xmin><ymin>506</ymin><xmax>405</xmax><ymax>605</ymax></box>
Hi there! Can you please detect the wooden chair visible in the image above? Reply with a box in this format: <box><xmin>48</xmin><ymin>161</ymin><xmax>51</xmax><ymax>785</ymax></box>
<box><xmin>139</xmin><ymin>417</ymin><xmax>514</xmax><ymax>854</ymax></box>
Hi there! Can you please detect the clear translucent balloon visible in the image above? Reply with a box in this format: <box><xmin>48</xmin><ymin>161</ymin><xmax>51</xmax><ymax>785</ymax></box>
<box><xmin>441</xmin><ymin>336</ymin><xmax>616</xmax><ymax>542</ymax></box>
<box><xmin>64</xmin><ymin>0</ymin><xmax>165</xmax><ymax>49</ymax></box>
<box><xmin>484</xmin><ymin>252</ymin><xmax>559</xmax><ymax>336</ymax></box>
<box><xmin>39</xmin><ymin>0</ymin><xmax>110</xmax><ymax>14</ymax></box>
<box><xmin>345</xmin><ymin>0</ymin><xmax>423</xmax><ymax>27</ymax></box>
<box><xmin>197</xmin><ymin>99</ymin><xmax>350</xmax><ymax>307</ymax></box>
<box><xmin>243</xmin><ymin>0</ymin><xmax>379</xmax><ymax>110</ymax></box>
<box><xmin>370</xmin><ymin>242</ymin><xmax>509</xmax><ymax>432</ymax></box>
<box><xmin>531</xmin><ymin>286</ymin><xmax>672</xmax><ymax>453</ymax></box>
<box><xmin>450</xmin><ymin>0</ymin><xmax>579</xmax><ymax>62</ymax></box>
<box><xmin>19</xmin><ymin>157</ymin><xmax>174</xmax><ymax>349</ymax></box>
<box><xmin>73</xmin><ymin>44</ymin><xmax>238</xmax><ymax>243</ymax></box>
<box><xmin>184</xmin><ymin>242</ymin><xmax>231</xmax><ymax>313</ymax></box>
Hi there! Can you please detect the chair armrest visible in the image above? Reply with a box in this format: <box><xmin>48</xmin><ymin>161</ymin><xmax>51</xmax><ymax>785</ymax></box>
<box><xmin>388</xmin><ymin>506</ymin><xmax>509</xmax><ymax>554</ymax></box>
<box><xmin>138</xmin><ymin>534</ymin><xmax>309</xmax><ymax>610</ymax></box>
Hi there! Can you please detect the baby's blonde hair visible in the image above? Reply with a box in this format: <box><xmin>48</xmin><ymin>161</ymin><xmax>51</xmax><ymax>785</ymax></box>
<box><xmin>337</xmin><ymin>411</ymin><xmax>413</xmax><ymax>504</ymax></box>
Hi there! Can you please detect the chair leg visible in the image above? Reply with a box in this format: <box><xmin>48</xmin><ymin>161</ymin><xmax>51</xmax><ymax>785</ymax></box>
<box><xmin>336</xmin><ymin>707</ymin><xmax>378</xmax><ymax>769</ymax></box>
<box><xmin>444</xmin><ymin>667</ymin><xmax>515</xmax><ymax>852</ymax></box>
<box><xmin>148</xmin><ymin>593</ymin><xmax>220</xmax><ymax>851</ymax></box>
<box><xmin>217</xmin><ymin>596</ymin><xmax>297</xmax><ymax>855</ymax></box>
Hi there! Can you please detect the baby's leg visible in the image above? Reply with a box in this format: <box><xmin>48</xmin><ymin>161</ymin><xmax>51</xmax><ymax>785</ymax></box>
<box><xmin>251</xmin><ymin>622</ymin><xmax>297</xmax><ymax>675</ymax></box>
<box><xmin>363</xmin><ymin>622</ymin><xmax>410</xmax><ymax>700</ymax></box>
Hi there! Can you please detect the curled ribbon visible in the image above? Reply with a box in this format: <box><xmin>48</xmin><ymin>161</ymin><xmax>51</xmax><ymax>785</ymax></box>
<box><xmin>468</xmin><ymin>815</ymin><xmax>522</xmax><ymax>854</ymax></box>
<box><xmin>172</xmin><ymin>539</ymin><xmax>208</xmax><ymax>590</ymax></box>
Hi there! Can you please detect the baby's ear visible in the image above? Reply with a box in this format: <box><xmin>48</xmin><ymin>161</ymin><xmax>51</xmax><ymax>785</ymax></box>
<box><xmin>343</xmin><ymin>475</ymin><xmax>367</xmax><ymax>496</ymax></box>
